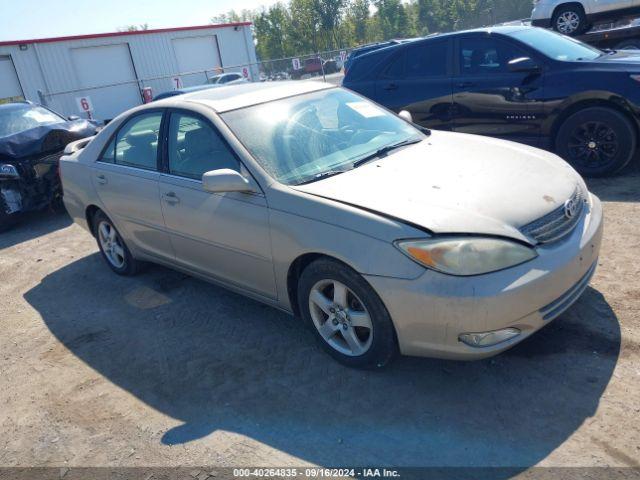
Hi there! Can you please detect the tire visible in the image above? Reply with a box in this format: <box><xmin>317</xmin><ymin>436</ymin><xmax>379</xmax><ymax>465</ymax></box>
<box><xmin>555</xmin><ymin>107</ymin><xmax>636</xmax><ymax>177</ymax></box>
<box><xmin>93</xmin><ymin>210</ymin><xmax>141</xmax><ymax>276</ymax></box>
<box><xmin>614</xmin><ymin>39</ymin><xmax>640</xmax><ymax>50</ymax></box>
<box><xmin>552</xmin><ymin>4</ymin><xmax>588</xmax><ymax>36</ymax></box>
<box><xmin>297</xmin><ymin>258</ymin><xmax>398</xmax><ymax>369</ymax></box>
<box><xmin>0</xmin><ymin>190</ymin><xmax>20</xmax><ymax>233</ymax></box>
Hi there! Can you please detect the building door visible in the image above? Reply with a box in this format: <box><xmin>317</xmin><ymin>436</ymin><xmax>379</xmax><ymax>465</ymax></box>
<box><xmin>159</xmin><ymin>110</ymin><xmax>276</xmax><ymax>298</ymax></box>
<box><xmin>172</xmin><ymin>36</ymin><xmax>223</xmax><ymax>87</ymax></box>
<box><xmin>71</xmin><ymin>44</ymin><xmax>141</xmax><ymax>121</ymax></box>
<box><xmin>0</xmin><ymin>55</ymin><xmax>24</xmax><ymax>103</ymax></box>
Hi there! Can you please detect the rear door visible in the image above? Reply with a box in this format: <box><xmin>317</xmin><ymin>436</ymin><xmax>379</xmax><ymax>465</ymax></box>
<box><xmin>451</xmin><ymin>34</ymin><xmax>544</xmax><ymax>146</ymax></box>
<box><xmin>374</xmin><ymin>39</ymin><xmax>454</xmax><ymax>130</ymax></box>
<box><xmin>92</xmin><ymin>110</ymin><xmax>173</xmax><ymax>260</ymax></box>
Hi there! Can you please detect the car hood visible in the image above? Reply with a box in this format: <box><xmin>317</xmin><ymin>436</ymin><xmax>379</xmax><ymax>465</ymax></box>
<box><xmin>293</xmin><ymin>131</ymin><xmax>583</xmax><ymax>243</ymax></box>
<box><xmin>591</xmin><ymin>49</ymin><xmax>640</xmax><ymax>65</ymax></box>
<box><xmin>0</xmin><ymin>120</ymin><xmax>97</xmax><ymax>161</ymax></box>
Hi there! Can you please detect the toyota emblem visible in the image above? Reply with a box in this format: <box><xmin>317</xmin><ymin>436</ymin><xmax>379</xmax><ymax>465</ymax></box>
<box><xmin>564</xmin><ymin>198</ymin><xmax>579</xmax><ymax>219</ymax></box>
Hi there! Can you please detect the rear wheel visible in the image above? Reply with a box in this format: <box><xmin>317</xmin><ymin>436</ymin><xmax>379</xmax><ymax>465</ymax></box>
<box><xmin>552</xmin><ymin>5</ymin><xmax>588</xmax><ymax>36</ymax></box>
<box><xmin>297</xmin><ymin>258</ymin><xmax>398</xmax><ymax>369</ymax></box>
<box><xmin>555</xmin><ymin>107</ymin><xmax>636</xmax><ymax>177</ymax></box>
<box><xmin>93</xmin><ymin>210</ymin><xmax>140</xmax><ymax>275</ymax></box>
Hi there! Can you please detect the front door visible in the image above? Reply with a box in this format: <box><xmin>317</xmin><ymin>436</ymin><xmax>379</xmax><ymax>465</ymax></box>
<box><xmin>92</xmin><ymin>110</ymin><xmax>173</xmax><ymax>260</ymax></box>
<box><xmin>158</xmin><ymin>110</ymin><xmax>276</xmax><ymax>298</ymax></box>
<box><xmin>374</xmin><ymin>39</ymin><xmax>453</xmax><ymax>130</ymax></box>
<box><xmin>451</xmin><ymin>35</ymin><xmax>544</xmax><ymax>147</ymax></box>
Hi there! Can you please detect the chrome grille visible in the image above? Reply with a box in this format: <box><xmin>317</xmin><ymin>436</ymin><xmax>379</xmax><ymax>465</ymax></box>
<box><xmin>519</xmin><ymin>188</ymin><xmax>586</xmax><ymax>244</ymax></box>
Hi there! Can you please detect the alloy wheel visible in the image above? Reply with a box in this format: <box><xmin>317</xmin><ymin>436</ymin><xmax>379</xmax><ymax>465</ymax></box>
<box><xmin>308</xmin><ymin>279</ymin><xmax>373</xmax><ymax>357</ymax></box>
<box><xmin>97</xmin><ymin>220</ymin><xmax>126</xmax><ymax>269</ymax></box>
<box><xmin>556</xmin><ymin>11</ymin><xmax>580</xmax><ymax>34</ymax></box>
<box><xmin>567</xmin><ymin>121</ymin><xmax>619</xmax><ymax>170</ymax></box>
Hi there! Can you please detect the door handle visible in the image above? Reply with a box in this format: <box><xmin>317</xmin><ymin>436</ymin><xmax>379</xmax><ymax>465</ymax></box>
<box><xmin>383</xmin><ymin>83</ymin><xmax>398</xmax><ymax>91</ymax></box>
<box><xmin>456</xmin><ymin>81</ymin><xmax>476</xmax><ymax>88</ymax></box>
<box><xmin>162</xmin><ymin>191</ymin><xmax>180</xmax><ymax>205</ymax></box>
<box><xmin>96</xmin><ymin>174</ymin><xmax>107</xmax><ymax>185</ymax></box>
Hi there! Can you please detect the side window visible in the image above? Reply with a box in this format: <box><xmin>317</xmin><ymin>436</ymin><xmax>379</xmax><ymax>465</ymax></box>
<box><xmin>99</xmin><ymin>138</ymin><xmax>116</xmax><ymax>164</ymax></box>
<box><xmin>459</xmin><ymin>37</ymin><xmax>528</xmax><ymax>75</ymax></box>
<box><xmin>99</xmin><ymin>112</ymin><xmax>162</xmax><ymax>170</ymax></box>
<box><xmin>168</xmin><ymin>112</ymin><xmax>239</xmax><ymax>180</ymax></box>
<box><xmin>405</xmin><ymin>41</ymin><xmax>448</xmax><ymax>78</ymax></box>
<box><xmin>381</xmin><ymin>52</ymin><xmax>405</xmax><ymax>79</ymax></box>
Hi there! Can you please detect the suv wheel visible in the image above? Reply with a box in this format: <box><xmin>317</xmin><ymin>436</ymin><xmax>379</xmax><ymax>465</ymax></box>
<box><xmin>556</xmin><ymin>107</ymin><xmax>636</xmax><ymax>177</ymax></box>
<box><xmin>297</xmin><ymin>258</ymin><xmax>398</xmax><ymax>369</ymax></box>
<box><xmin>552</xmin><ymin>5</ymin><xmax>588</xmax><ymax>35</ymax></box>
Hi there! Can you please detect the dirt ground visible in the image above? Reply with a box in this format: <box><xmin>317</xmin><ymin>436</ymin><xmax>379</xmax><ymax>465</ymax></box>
<box><xmin>0</xmin><ymin>167</ymin><xmax>638</xmax><ymax>471</ymax></box>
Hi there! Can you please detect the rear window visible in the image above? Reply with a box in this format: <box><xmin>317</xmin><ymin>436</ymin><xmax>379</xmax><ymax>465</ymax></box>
<box><xmin>405</xmin><ymin>41</ymin><xmax>448</xmax><ymax>78</ymax></box>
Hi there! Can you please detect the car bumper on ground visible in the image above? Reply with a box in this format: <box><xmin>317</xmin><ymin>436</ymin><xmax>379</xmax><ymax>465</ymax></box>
<box><xmin>365</xmin><ymin>193</ymin><xmax>604</xmax><ymax>360</ymax></box>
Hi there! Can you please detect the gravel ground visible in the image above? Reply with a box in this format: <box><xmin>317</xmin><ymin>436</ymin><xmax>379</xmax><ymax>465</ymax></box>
<box><xmin>0</xmin><ymin>167</ymin><xmax>638</xmax><ymax>471</ymax></box>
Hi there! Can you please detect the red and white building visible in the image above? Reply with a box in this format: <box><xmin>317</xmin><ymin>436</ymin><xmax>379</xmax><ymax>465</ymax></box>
<box><xmin>0</xmin><ymin>22</ymin><xmax>258</xmax><ymax>120</ymax></box>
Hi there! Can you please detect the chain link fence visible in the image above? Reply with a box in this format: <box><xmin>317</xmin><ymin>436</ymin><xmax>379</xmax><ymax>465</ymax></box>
<box><xmin>39</xmin><ymin>47</ymin><xmax>353</xmax><ymax>122</ymax></box>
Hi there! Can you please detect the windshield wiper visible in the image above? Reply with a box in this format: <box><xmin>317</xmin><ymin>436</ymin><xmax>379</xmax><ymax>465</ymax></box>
<box><xmin>296</xmin><ymin>169</ymin><xmax>349</xmax><ymax>185</ymax></box>
<box><xmin>352</xmin><ymin>138</ymin><xmax>423</xmax><ymax>169</ymax></box>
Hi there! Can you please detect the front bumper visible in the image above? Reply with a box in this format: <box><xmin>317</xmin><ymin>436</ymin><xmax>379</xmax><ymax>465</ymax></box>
<box><xmin>365</xmin><ymin>193</ymin><xmax>603</xmax><ymax>360</ymax></box>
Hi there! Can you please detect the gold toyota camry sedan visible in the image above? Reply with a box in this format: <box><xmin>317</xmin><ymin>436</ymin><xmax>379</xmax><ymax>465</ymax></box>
<box><xmin>60</xmin><ymin>81</ymin><xmax>603</xmax><ymax>368</ymax></box>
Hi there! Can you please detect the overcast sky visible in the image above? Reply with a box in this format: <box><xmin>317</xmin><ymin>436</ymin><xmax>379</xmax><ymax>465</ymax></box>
<box><xmin>0</xmin><ymin>0</ymin><xmax>272</xmax><ymax>42</ymax></box>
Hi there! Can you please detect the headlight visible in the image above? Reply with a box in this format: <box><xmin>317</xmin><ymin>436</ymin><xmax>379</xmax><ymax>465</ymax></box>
<box><xmin>0</xmin><ymin>164</ymin><xmax>20</xmax><ymax>178</ymax></box>
<box><xmin>395</xmin><ymin>236</ymin><xmax>537</xmax><ymax>276</ymax></box>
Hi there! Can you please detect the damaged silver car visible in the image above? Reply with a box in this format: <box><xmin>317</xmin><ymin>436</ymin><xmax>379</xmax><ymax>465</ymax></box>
<box><xmin>60</xmin><ymin>82</ymin><xmax>603</xmax><ymax>368</ymax></box>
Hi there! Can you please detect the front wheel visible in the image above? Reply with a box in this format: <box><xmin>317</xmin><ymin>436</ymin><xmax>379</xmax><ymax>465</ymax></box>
<box><xmin>297</xmin><ymin>258</ymin><xmax>398</xmax><ymax>369</ymax></box>
<box><xmin>552</xmin><ymin>5</ymin><xmax>588</xmax><ymax>35</ymax></box>
<box><xmin>555</xmin><ymin>107</ymin><xmax>636</xmax><ymax>177</ymax></box>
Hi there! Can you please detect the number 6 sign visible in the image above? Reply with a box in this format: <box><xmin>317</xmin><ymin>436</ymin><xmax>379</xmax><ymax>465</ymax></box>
<box><xmin>75</xmin><ymin>96</ymin><xmax>94</xmax><ymax>119</ymax></box>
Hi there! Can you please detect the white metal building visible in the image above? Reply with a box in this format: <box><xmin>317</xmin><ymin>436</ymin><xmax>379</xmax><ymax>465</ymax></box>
<box><xmin>0</xmin><ymin>22</ymin><xmax>258</xmax><ymax>120</ymax></box>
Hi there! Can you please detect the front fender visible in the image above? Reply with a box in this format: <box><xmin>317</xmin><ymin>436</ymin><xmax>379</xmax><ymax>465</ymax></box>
<box><xmin>542</xmin><ymin>89</ymin><xmax>640</xmax><ymax>141</ymax></box>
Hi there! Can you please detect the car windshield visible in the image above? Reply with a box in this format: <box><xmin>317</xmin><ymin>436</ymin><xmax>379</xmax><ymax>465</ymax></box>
<box><xmin>208</xmin><ymin>75</ymin><xmax>223</xmax><ymax>84</ymax></box>
<box><xmin>0</xmin><ymin>104</ymin><xmax>65</xmax><ymax>138</ymax></box>
<box><xmin>509</xmin><ymin>28</ymin><xmax>602</xmax><ymax>61</ymax></box>
<box><xmin>221</xmin><ymin>88</ymin><xmax>423</xmax><ymax>185</ymax></box>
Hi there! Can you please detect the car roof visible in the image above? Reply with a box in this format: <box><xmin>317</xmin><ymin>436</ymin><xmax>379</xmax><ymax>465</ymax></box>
<box><xmin>158</xmin><ymin>80</ymin><xmax>335</xmax><ymax>113</ymax></box>
<box><xmin>0</xmin><ymin>101</ymin><xmax>33</xmax><ymax>111</ymax></box>
<box><xmin>350</xmin><ymin>26</ymin><xmax>532</xmax><ymax>64</ymax></box>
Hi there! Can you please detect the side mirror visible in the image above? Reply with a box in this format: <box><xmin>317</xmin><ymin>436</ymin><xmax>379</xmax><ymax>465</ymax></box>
<box><xmin>67</xmin><ymin>115</ymin><xmax>80</xmax><ymax>121</ymax></box>
<box><xmin>398</xmin><ymin>110</ymin><xmax>413</xmax><ymax>123</ymax></box>
<box><xmin>508</xmin><ymin>57</ymin><xmax>541</xmax><ymax>74</ymax></box>
<box><xmin>202</xmin><ymin>168</ymin><xmax>253</xmax><ymax>193</ymax></box>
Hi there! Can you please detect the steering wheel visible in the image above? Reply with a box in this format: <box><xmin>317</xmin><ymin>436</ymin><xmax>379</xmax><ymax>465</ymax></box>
<box><xmin>281</xmin><ymin>106</ymin><xmax>326</xmax><ymax>173</ymax></box>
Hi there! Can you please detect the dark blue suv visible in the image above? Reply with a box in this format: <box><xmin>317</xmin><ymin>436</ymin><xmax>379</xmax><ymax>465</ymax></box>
<box><xmin>343</xmin><ymin>26</ymin><xmax>640</xmax><ymax>176</ymax></box>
